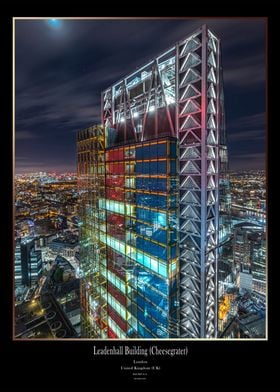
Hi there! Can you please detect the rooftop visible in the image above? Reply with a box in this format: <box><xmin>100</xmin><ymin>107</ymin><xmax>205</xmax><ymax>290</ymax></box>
<box><xmin>15</xmin><ymin>293</ymin><xmax>77</xmax><ymax>339</ymax></box>
<box><xmin>239</xmin><ymin>313</ymin><xmax>266</xmax><ymax>338</ymax></box>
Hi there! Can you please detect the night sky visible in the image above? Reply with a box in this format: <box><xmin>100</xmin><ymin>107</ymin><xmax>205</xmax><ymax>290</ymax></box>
<box><xmin>15</xmin><ymin>18</ymin><xmax>266</xmax><ymax>174</ymax></box>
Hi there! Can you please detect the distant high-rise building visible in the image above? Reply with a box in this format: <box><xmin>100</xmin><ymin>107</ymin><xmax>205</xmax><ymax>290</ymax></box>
<box><xmin>14</xmin><ymin>238</ymin><xmax>43</xmax><ymax>287</ymax></box>
<box><xmin>233</xmin><ymin>225</ymin><xmax>266</xmax><ymax>297</ymax></box>
<box><xmin>233</xmin><ymin>228</ymin><xmax>251</xmax><ymax>269</ymax></box>
<box><xmin>252</xmin><ymin>233</ymin><xmax>266</xmax><ymax>298</ymax></box>
<box><xmin>15</xmin><ymin>240</ymin><xmax>23</xmax><ymax>288</ymax></box>
<box><xmin>77</xmin><ymin>25</ymin><xmax>230</xmax><ymax>338</ymax></box>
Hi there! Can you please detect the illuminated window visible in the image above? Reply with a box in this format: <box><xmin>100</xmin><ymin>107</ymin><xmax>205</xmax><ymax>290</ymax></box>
<box><xmin>158</xmin><ymin>262</ymin><xmax>167</xmax><ymax>277</ymax></box>
<box><xmin>99</xmin><ymin>199</ymin><xmax>134</xmax><ymax>216</ymax></box>
<box><xmin>136</xmin><ymin>208</ymin><xmax>167</xmax><ymax>227</ymax></box>
<box><xmin>150</xmin><ymin>258</ymin><xmax>158</xmax><ymax>273</ymax></box>
<box><xmin>126</xmin><ymin>204</ymin><xmax>135</xmax><ymax>216</ymax></box>
<box><xmin>105</xmin><ymin>239</ymin><xmax>168</xmax><ymax>278</ymax></box>
<box><xmin>125</xmin><ymin>177</ymin><xmax>135</xmax><ymax>188</ymax></box>
<box><xmin>101</xmin><ymin>269</ymin><xmax>126</xmax><ymax>294</ymax></box>
<box><xmin>108</xmin><ymin>316</ymin><xmax>126</xmax><ymax>338</ymax></box>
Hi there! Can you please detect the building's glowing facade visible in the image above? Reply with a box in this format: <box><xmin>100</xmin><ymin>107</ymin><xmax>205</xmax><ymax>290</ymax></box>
<box><xmin>77</xmin><ymin>25</ymin><xmax>230</xmax><ymax>338</ymax></box>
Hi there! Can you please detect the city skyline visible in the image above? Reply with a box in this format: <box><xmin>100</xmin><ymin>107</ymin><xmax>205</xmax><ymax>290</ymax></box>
<box><xmin>15</xmin><ymin>18</ymin><xmax>266</xmax><ymax>174</ymax></box>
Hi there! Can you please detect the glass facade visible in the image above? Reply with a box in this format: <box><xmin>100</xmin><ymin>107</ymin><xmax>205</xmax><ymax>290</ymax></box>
<box><xmin>78</xmin><ymin>25</ymin><xmax>230</xmax><ymax>339</ymax></box>
<box><xmin>15</xmin><ymin>238</ymin><xmax>42</xmax><ymax>287</ymax></box>
<box><xmin>252</xmin><ymin>237</ymin><xmax>266</xmax><ymax>298</ymax></box>
<box><xmin>14</xmin><ymin>242</ymin><xmax>22</xmax><ymax>287</ymax></box>
<box><xmin>78</xmin><ymin>132</ymin><xmax>179</xmax><ymax>338</ymax></box>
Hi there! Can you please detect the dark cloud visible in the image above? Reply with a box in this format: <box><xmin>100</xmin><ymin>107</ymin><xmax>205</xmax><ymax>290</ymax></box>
<box><xmin>228</xmin><ymin>129</ymin><xmax>264</xmax><ymax>142</ymax></box>
<box><xmin>229</xmin><ymin>152</ymin><xmax>265</xmax><ymax>170</ymax></box>
<box><xmin>15</xmin><ymin>131</ymin><xmax>41</xmax><ymax>140</ymax></box>
<box><xmin>15</xmin><ymin>18</ymin><xmax>266</xmax><ymax>173</ymax></box>
<box><xmin>228</xmin><ymin>112</ymin><xmax>265</xmax><ymax>129</ymax></box>
<box><xmin>223</xmin><ymin>53</ymin><xmax>265</xmax><ymax>87</ymax></box>
<box><xmin>227</xmin><ymin>112</ymin><xmax>265</xmax><ymax>144</ymax></box>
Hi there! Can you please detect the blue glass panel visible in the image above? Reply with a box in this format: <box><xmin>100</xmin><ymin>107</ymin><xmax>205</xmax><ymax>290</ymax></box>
<box><xmin>157</xmin><ymin>143</ymin><xmax>167</xmax><ymax>157</ymax></box>
<box><xmin>158</xmin><ymin>211</ymin><xmax>167</xmax><ymax>226</ymax></box>
<box><xmin>136</xmin><ymin>222</ymin><xmax>167</xmax><ymax>244</ymax></box>
<box><xmin>170</xmin><ymin>276</ymin><xmax>179</xmax><ymax>293</ymax></box>
<box><xmin>171</xmin><ymin>245</ymin><xmax>177</xmax><ymax>258</ymax></box>
<box><xmin>142</xmin><ymin>145</ymin><xmax>150</xmax><ymax>158</ymax></box>
<box><xmin>170</xmin><ymin>195</ymin><xmax>177</xmax><ymax>209</ymax></box>
<box><xmin>133</xmin><ymin>266</ymin><xmax>168</xmax><ymax>295</ymax></box>
<box><xmin>136</xmin><ymin>178</ymin><xmax>167</xmax><ymax>191</ymax></box>
<box><xmin>143</xmin><ymin>161</ymin><xmax>166</xmax><ymax>174</ymax></box>
<box><xmin>135</xmin><ymin>193</ymin><xmax>167</xmax><ymax>209</ymax></box>
<box><xmin>142</xmin><ymin>253</ymin><xmax>151</xmax><ymax>270</ymax></box>
<box><xmin>149</xmin><ymin>145</ymin><xmax>158</xmax><ymax>158</ymax></box>
<box><xmin>137</xmin><ymin>284</ymin><xmax>168</xmax><ymax>312</ymax></box>
<box><xmin>152</xmin><ymin>229</ymin><xmax>167</xmax><ymax>243</ymax></box>
<box><xmin>170</xmin><ymin>178</ymin><xmax>177</xmax><ymax>191</ymax></box>
<box><xmin>170</xmin><ymin>160</ymin><xmax>177</xmax><ymax>175</ymax></box>
<box><xmin>170</xmin><ymin>142</ymin><xmax>177</xmax><ymax>158</ymax></box>
<box><xmin>135</xmin><ymin>162</ymin><xmax>143</xmax><ymax>173</ymax></box>
<box><xmin>157</xmin><ymin>161</ymin><xmax>167</xmax><ymax>174</ymax></box>
<box><xmin>158</xmin><ymin>262</ymin><xmax>167</xmax><ymax>277</ymax></box>
<box><xmin>137</xmin><ymin>302</ymin><xmax>167</xmax><ymax>331</ymax></box>
<box><xmin>136</xmin><ymin>237</ymin><xmax>167</xmax><ymax>261</ymax></box>
<box><xmin>143</xmin><ymin>162</ymin><xmax>149</xmax><ymax>173</ymax></box>
<box><xmin>136</xmin><ymin>147</ymin><xmax>143</xmax><ymax>159</ymax></box>
<box><xmin>136</xmin><ymin>295</ymin><xmax>146</xmax><ymax>310</ymax></box>
<box><xmin>148</xmin><ymin>161</ymin><xmax>156</xmax><ymax>173</ymax></box>
<box><xmin>136</xmin><ymin>208</ymin><xmax>167</xmax><ymax>226</ymax></box>
<box><xmin>138</xmin><ymin>323</ymin><xmax>153</xmax><ymax>338</ymax></box>
<box><xmin>156</xmin><ymin>326</ymin><xmax>169</xmax><ymax>338</ymax></box>
<box><xmin>150</xmin><ymin>304</ymin><xmax>167</xmax><ymax>326</ymax></box>
<box><xmin>169</xmin><ymin>213</ymin><xmax>177</xmax><ymax>229</ymax></box>
<box><xmin>169</xmin><ymin>230</ymin><xmax>177</xmax><ymax>243</ymax></box>
<box><xmin>149</xmin><ymin>302</ymin><xmax>167</xmax><ymax>325</ymax></box>
<box><xmin>136</xmin><ymin>141</ymin><xmax>174</xmax><ymax>161</ymax></box>
<box><xmin>156</xmin><ymin>178</ymin><xmax>167</xmax><ymax>191</ymax></box>
<box><xmin>143</xmin><ymin>314</ymin><xmax>158</xmax><ymax>332</ymax></box>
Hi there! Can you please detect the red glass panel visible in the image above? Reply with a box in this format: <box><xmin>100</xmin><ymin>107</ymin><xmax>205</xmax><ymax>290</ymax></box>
<box><xmin>106</xmin><ymin>188</ymin><xmax>124</xmax><ymax>201</ymax></box>
<box><xmin>108</xmin><ymin>305</ymin><xmax>127</xmax><ymax>332</ymax></box>
<box><xmin>106</xmin><ymin>148</ymin><xmax>124</xmax><ymax>162</ymax></box>
<box><xmin>107</xmin><ymin>258</ymin><xmax>126</xmax><ymax>281</ymax></box>
<box><xmin>108</xmin><ymin>283</ymin><xmax>126</xmax><ymax>307</ymax></box>
<box><xmin>107</xmin><ymin>224</ymin><xmax>125</xmax><ymax>240</ymax></box>
<box><xmin>108</xmin><ymin>327</ymin><xmax>118</xmax><ymax>339</ymax></box>
<box><xmin>107</xmin><ymin>213</ymin><xmax>125</xmax><ymax>226</ymax></box>
<box><xmin>107</xmin><ymin>163</ymin><xmax>124</xmax><ymax>174</ymax></box>
<box><xmin>106</xmin><ymin>176</ymin><xmax>125</xmax><ymax>187</ymax></box>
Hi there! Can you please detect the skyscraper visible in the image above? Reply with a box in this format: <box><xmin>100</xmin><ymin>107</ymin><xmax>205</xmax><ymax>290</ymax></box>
<box><xmin>14</xmin><ymin>238</ymin><xmax>43</xmax><ymax>288</ymax></box>
<box><xmin>233</xmin><ymin>228</ymin><xmax>251</xmax><ymax>268</ymax></box>
<box><xmin>15</xmin><ymin>240</ymin><xmax>23</xmax><ymax>288</ymax></box>
<box><xmin>77</xmin><ymin>25</ymin><xmax>230</xmax><ymax>338</ymax></box>
<box><xmin>252</xmin><ymin>232</ymin><xmax>266</xmax><ymax>299</ymax></box>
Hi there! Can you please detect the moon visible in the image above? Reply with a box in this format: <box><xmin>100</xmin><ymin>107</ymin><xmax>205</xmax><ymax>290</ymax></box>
<box><xmin>47</xmin><ymin>19</ymin><xmax>62</xmax><ymax>29</ymax></box>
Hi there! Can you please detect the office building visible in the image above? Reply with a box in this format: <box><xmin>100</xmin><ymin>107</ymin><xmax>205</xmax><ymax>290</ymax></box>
<box><xmin>233</xmin><ymin>228</ymin><xmax>251</xmax><ymax>269</ymax></box>
<box><xmin>252</xmin><ymin>233</ymin><xmax>266</xmax><ymax>298</ymax></box>
<box><xmin>14</xmin><ymin>238</ymin><xmax>43</xmax><ymax>288</ymax></box>
<box><xmin>15</xmin><ymin>240</ymin><xmax>23</xmax><ymax>288</ymax></box>
<box><xmin>77</xmin><ymin>25</ymin><xmax>230</xmax><ymax>338</ymax></box>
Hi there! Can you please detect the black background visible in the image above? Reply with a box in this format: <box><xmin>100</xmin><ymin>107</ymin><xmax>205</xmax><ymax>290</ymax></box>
<box><xmin>0</xmin><ymin>5</ymin><xmax>276</xmax><ymax>389</ymax></box>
